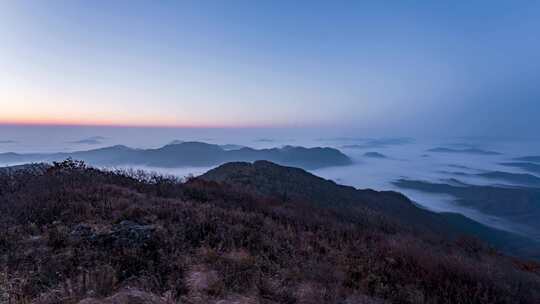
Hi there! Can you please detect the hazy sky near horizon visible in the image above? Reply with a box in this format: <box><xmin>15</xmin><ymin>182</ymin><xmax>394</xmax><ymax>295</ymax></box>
<box><xmin>1</xmin><ymin>1</ymin><xmax>539</xmax><ymax>137</ymax></box>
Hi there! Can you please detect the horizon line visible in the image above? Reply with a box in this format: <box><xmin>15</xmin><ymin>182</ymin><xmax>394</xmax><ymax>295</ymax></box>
<box><xmin>0</xmin><ymin>120</ymin><xmax>308</xmax><ymax>129</ymax></box>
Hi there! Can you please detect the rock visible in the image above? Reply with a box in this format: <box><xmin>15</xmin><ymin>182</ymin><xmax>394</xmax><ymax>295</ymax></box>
<box><xmin>104</xmin><ymin>220</ymin><xmax>156</xmax><ymax>248</ymax></box>
<box><xmin>70</xmin><ymin>221</ymin><xmax>157</xmax><ymax>248</ymax></box>
<box><xmin>70</xmin><ymin>224</ymin><xmax>97</xmax><ymax>242</ymax></box>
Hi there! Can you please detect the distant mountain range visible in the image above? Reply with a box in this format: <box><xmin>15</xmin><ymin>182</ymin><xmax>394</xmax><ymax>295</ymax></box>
<box><xmin>0</xmin><ymin>142</ymin><xmax>352</xmax><ymax>170</ymax></box>
<box><xmin>427</xmin><ymin>147</ymin><xmax>501</xmax><ymax>155</ymax></box>
<box><xmin>477</xmin><ymin>171</ymin><xmax>540</xmax><ymax>187</ymax></box>
<box><xmin>363</xmin><ymin>152</ymin><xmax>387</xmax><ymax>158</ymax></box>
<box><xmin>514</xmin><ymin>156</ymin><xmax>540</xmax><ymax>163</ymax></box>
<box><xmin>67</xmin><ymin>136</ymin><xmax>106</xmax><ymax>145</ymax></box>
<box><xmin>500</xmin><ymin>162</ymin><xmax>540</xmax><ymax>174</ymax></box>
<box><xmin>340</xmin><ymin>137</ymin><xmax>414</xmax><ymax>149</ymax></box>
<box><xmin>0</xmin><ymin>163</ymin><xmax>49</xmax><ymax>175</ymax></box>
<box><xmin>440</xmin><ymin>170</ymin><xmax>540</xmax><ymax>188</ymax></box>
<box><xmin>394</xmin><ymin>178</ymin><xmax>540</xmax><ymax>247</ymax></box>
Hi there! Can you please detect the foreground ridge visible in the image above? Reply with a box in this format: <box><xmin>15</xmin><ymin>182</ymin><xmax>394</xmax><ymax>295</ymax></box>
<box><xmin>0</xmin><ymin>159</ymin><xmax>539</xmax><ymax>303</ymax></box>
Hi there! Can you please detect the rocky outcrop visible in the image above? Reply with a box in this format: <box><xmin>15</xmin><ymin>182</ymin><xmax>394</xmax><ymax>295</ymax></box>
<box><xmin>70</xmin><ymin>221</ymin><xmax>157</xmax><ymax>248</ymax></box>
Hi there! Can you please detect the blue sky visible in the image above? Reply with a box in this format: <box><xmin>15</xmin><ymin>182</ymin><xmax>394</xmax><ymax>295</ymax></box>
<box><xmin>1</xmin><ymin>1</ymin><xmax>539</xmax><ymax>137</ymax></box>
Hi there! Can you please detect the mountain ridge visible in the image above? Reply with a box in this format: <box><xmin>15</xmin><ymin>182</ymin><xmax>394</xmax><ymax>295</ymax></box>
<box><xmin>201</xmin><ymin>161</ymin><xmax>540</xmax><ymax>259</ymax></box>
<box><xmin>0</xmin><ymin>142</ymin><xmax>352</xmax><ymax>170</ymax></box>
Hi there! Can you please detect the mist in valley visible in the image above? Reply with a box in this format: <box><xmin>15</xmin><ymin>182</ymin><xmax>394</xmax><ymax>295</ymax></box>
<box><xmin>2</xmin><ymin>125</ymin><xmax>540</xmax><ymax>244</ymax></box>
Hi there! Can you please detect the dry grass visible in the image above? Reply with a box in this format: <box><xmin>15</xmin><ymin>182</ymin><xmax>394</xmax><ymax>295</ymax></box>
<box><xmin>0</xmin><ymin>160</ymin><xmax>539</xmax><ymax>303</ymax></box>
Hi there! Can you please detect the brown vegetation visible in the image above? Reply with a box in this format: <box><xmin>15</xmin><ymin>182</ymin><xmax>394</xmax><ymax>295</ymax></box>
<box><xmin>1</xmin><ymin>159</ymin><xmax>539</xmax><ymax>303</ymax></box>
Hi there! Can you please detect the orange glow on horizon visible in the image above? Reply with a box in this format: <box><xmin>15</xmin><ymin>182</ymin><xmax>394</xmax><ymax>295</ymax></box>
<box><xmin>0</xmin><ymin>117</ymin><xmax>300</xmax><ymax>129</ymax></box>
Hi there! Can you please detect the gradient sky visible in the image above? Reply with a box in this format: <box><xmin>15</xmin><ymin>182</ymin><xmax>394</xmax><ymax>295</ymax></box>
<box><xmin>1</xmin><ymin>1</ymin><xmax>539</xmax><ymax>137</ymax></box>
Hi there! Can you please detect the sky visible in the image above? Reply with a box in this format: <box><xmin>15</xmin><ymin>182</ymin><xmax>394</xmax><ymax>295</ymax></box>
<box><xmin>1</xmin><ymin>1</ymin><xmax>540</xmax><ymax>138</ymax></box>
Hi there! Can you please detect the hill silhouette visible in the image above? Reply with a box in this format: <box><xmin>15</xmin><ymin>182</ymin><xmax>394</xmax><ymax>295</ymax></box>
<box><xmin>201</xmin><ymin>161</ymin><xmax>540</xmax><ymax>259</ymax></box>
<box><xmin>0</xmin><ymin>142</ymin><xmax>352</xmax><ymax>170</ymax></box>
